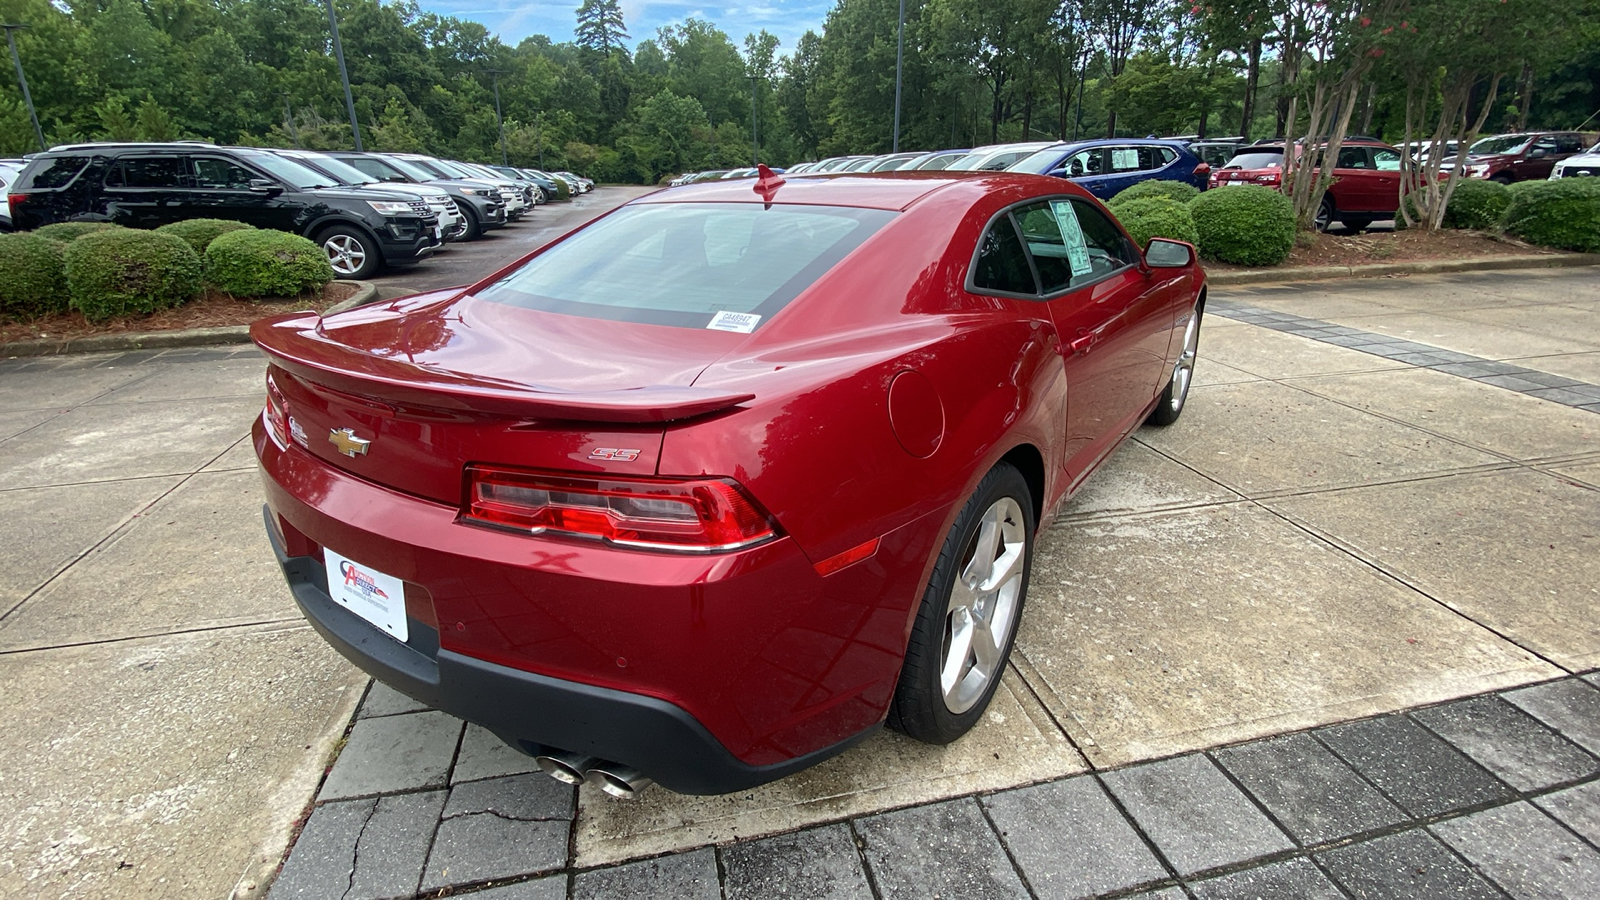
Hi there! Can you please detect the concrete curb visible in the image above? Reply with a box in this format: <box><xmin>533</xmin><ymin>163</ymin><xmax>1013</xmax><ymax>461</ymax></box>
<box><xmin>0</xmin><ymin>281</ymin><xmax>378</xmax><ymax>359</ymax></box>
<box><xmin>1205</xmin><ymin>252</ymin><xmax>1600</xmax><ymax>286</ymax></box>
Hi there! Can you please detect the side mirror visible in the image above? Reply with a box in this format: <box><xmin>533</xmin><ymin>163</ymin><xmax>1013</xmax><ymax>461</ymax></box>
<box><xmin>1529</xmin><ymin>147</ymin><xmax>1548</xmax><ymax>158</ymax></box>
<box><xmin>1145</xmin><ymin>238</ymin><xmax>1194</xmax><ymax>268</ymax></box>
<box><xmin>248</xmin><ymin>178</ymin><xmax>281</xmax><ymax>194</ymax></box>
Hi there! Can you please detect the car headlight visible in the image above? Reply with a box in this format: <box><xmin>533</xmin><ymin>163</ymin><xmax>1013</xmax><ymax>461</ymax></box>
<box><xmin>458</xmin><ymin>187</ymin><xmax>478</xmax><ymax>195</ymax></box>
<box><xmin>367</xmin><ymin>200</ymin><xmax>414</xmax><ymax>215</ymax></box>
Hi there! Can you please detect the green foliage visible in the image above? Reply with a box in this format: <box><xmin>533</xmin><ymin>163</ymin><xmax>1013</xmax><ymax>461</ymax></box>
<box><xmin>1111</xmin><ymin>197</ymin><xmax>1200</xmax><ymax>249</ymax></box>
<box><xmin>1442</xmin><ymin>179</ymin><xmax>1513</xmax><ymax>230</ymax></box>
<box><xmin>33</xmin><ymin>222</ymin><xmax>125</xmax><ymax>243</ymax></box>
<box><xmin>1109</xmin><ymin>179</ymin><xmax>1201</xmax><ymax>209</ymax></box>
<box><xmin>63</xmin><ymin>230</ymin><xmax>203</xmax><ymax>322</ymax></box>
<box><xmin>204</xmin><ymin>229</ymin><xmax>335</xmax><ymax>298</ymax></box>
<box><xmin>156</xmin><ymin>219</ymin><xmax>256</xmax><ymax>253</ymax></box>
<box><xmin>1188</xmin><ymin>186</ymin><xmax>1296</xmax><ymax>267</ymax></box>
<box><xmin>1500</xmin><ymin>179</ymin><xmax>1600</xmax><ymax>252</ymax></box>
<box><xmin>0</xmin><ymin>234</ymin><xmax>70</xmax><ymax>319</ymax></box>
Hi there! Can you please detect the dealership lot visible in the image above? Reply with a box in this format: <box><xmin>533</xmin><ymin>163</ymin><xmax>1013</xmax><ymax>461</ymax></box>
<box><xmin>1</xmin><ymin>248</ymin><xmax>1597</xmax><ymax>894</ymax></box>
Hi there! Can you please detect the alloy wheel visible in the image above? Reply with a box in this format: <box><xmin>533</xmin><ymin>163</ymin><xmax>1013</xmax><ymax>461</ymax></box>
<box><xmin>940</xmin><ymin>496</ymin><xmax>1026</xmax><ymax>714</ymax></box>
<box><xmin>323</xmin><ymin>234</ymin><xmax>367</xmax><ymax>276</ymax></box>
<box><xmin>1169</xmin><ymin>310</ymin><xmax>1201</xmax><ymax>414</ymax></box>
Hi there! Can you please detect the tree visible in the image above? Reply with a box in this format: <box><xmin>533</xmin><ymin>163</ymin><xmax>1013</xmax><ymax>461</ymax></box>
<box><xmin>574</xmin><ymin>0</ymin><xmax>628</xmax><ymax>55</ymax></box>
<box><xmin>1084</xmin><ymin>0</ymin><xmax>1161</xmax><ymax>136</ymax></box>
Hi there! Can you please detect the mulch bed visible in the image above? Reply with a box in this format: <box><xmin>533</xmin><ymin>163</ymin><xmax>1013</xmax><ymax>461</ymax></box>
<box><xmin>0</xmin><ymin>281</ymin><xmax>361</xmax><ymax>345</ymax></box>
<box><xmin>1205</xmin><ymin>227</ymin><xmax>1559</xmax><ymax>273</ymax></box>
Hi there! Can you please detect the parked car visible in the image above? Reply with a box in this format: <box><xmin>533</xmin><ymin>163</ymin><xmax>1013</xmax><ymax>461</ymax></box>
<box><xmin>0</xmin><ymin>158</ymin><xmax>25</xmax><ymax>231</ymax></box>
<box><xmin>1210</xmin><ymin>140</ymin><xmax>1405</xmax><ymax>232</ymax></box>
<box><xmin>863</xmin><ymin>153</ymin><xmax>923</xmax><ymax>172</ymax></box>
<box><xmin>445</xmin><ymin>160</ymin><xmax>537</xmax><ymax>214</ymax></box>
<box><xmin>1460</xmin><ymin>132</ymin><xmax>1597</xmax><ymax>183</ymax></box>
<box><xmin>1187</xmin><ymin>139</ymin><xmax>1243</xmax><ymax>169</ymax></box>
<box><xmin>905</xmin><ymin>149</ymin><xmax>971</xmax><ymax>171</ymax></box>
<box><xmin>6</xmin><ymin>142</ymin><xmax>440</xmax><ymax>278</ymax></box>
<box><xmin>267</xmin><ymin>148</ymin><xmax>466</xmax><ymax>243</ymax></box>
<box><xmin>1550</xmin><ymin>140</ymin><xmax>1600</xmax><ymax>179</ymax></box>
<box><xmin>947</xmin><ymin>142</ymin><xmax>1056</xmax><ymax>172</ymax></box>
<box><xmin>1400</xmin><ymin>139</ymin><xmax>1461</xmax><ymax>163</ymax></box>
<box><xmin>785</xmin><ymin>162</ymin><xmax>818</xmax><ymax>174</ymax></box>
<box><xmin>250</xmin><ymin>170</ymin><xmax>1206</xmax><ymax>797</ymax></box>
<box><xmin>454</xmin><ymin>162</ymin><xmax>541</xmax><ymax>208</ymax></box>
<box><xmin>1009</xmin><ymin>139</ymin><xmax>1210</xmax><ymax>198</ymax></box>
<box><xmin>815</xmin><ymin>156</ymin><xmax>874</xmax><ymax>173</ymax></box>
<box><xmin>389</xmin><ymin>154</ymin><xmax>529</xmax><ymax>219</ymax></box>
<box><xmin>329</xmin><ymin>151</ymin><xmax>507</xmax><ymax>240</ymax></box>
<box><xmin>555</xmin><ymin>171</ymin><xmax>593</xmax><ymax>192</ymax></box>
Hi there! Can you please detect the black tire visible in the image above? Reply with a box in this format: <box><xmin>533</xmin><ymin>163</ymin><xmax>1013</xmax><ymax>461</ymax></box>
<box><xmin>888</xmin><ymin>462</ymin><xmax>1034</xmax><ymax>744</ymax></box>
<box><xmin>1147</xmin><ymin>298</ymin><xmax>1203</xmax><ymax>426</ymax></box>
<box><xmin>458</xmin><ymin>205</ymin><xmax>483</xmax><ymax>241</ymax></box>
<box><xmin>1342</xmin><ymin>218</ymin><xmax>1373</xmax><ymax>234</ymax></box>
<box><xmin>1491</xmin><ymin>173</ymin><xmax>1514</xmax><ymax>186</ymax></box>
<box><xmin>314</xmin><ymin>224</ymin><xmax>382</xmax><ymax>280</ymax></box>
<box><xmin>1314</xmin><ymin>196</ymin><xmax>1335</xmax><ymax>233</ymax></box>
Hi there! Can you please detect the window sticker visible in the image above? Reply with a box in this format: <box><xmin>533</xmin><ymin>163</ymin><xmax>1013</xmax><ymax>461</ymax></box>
<box><xmin>1050</xmin><ymin>201</ymin><xmax>1094</xmax><ymax>277</ymax></box>
<box><xmin>1112</xmin><ymin>148</ymin><xmax>1139</xmax><ymax>170</ymax></box>
<box><xmin>707</xmin><ymin>310</ymin><xmax>761</xmax><ymax>333</ymax></box>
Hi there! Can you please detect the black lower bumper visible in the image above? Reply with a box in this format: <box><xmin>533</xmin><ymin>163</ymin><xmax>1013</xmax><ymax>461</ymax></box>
<box><xmin>265</xmin><ymin>508</ymin><xmax>874</xmax><ymax>795</ymax></box>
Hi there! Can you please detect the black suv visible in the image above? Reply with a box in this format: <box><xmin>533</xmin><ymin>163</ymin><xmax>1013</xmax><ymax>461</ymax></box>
<box><xmin>6</xmin><ymin>142</ymin><xmax>440</xmax><ymax>279</ymax></box>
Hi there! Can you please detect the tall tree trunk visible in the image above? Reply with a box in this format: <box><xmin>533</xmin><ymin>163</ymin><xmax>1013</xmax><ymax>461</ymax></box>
<box><xmin>1359</xmin><ymin>81</ymin><xmax>1377</xmax><ymax>134</ymax></box>
<box><xmin>1516</xmin><ymin>61</ymin><xmax>1534</xmax><ymax>130</ymax></box>
<box><xmin>1240</xmin><ymin>38</ymin><xmax>1261</xmax><ymax>140</ymax></box>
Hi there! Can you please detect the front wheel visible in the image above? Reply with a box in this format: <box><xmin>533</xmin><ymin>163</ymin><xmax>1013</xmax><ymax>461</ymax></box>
<box><xmin>888</xmin><ymin>463</ymin><xmax>1034</xmax><ymax>744</ymax></box>
<box><xmin>315</xmin><ymin>225</ymin><xmax>381</xmax><ymax>280</ymax></box>
<box><xmin>1147</xmin><ymin>299</ymin><xmax>1203</xmax><ymax>426</ymax></box>
<box><xmin>1314</xmin><ymin>197</ymin><xmax>1334</xmax><ymax>233</ymax></box>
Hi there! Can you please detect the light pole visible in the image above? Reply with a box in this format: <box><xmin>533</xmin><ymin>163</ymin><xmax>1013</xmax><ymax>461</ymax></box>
<box><xmin>750</xmin><ymin>74</ymin><xmax>759</xmax><ymax>166</ymax></box>
<box><xmin>892</xmin><ymin>0</ymin><xmax>904</xmax><ymax>152</ymax></box>
<box><xmin>1</xmin><ymin>24</ymin><xmax>45</xmax><ymax>151</ymax></box>
<box><xmin>281</xmin><ymin>92</ymin><xmax>301</xmax><ymax>147</ymax></box>
<box><xmin>322</xmin><ymin>0</ymin><xmax>362</xmax><ymax>150</ymax></box>
<box><xmin>486</xmin><ymin>68</ymin><xmax>507</xmax><ymax>166</ymax></box>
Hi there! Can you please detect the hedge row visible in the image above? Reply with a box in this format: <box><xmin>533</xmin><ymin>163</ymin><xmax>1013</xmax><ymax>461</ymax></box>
<box><xmin>0</xmin><ymin>220</ymin><xmax>335</xmax><ymax>322</ymax></box>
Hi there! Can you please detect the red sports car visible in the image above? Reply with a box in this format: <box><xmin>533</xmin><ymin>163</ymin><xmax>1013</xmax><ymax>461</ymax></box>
<box><xmin>252</xmin><ymin>169</ymin><xmax>1206</xmax><ymax>797</ymax></box>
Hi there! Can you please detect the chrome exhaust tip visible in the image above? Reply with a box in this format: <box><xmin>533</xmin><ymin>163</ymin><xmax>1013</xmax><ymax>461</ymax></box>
<box><xmin>583</xmin><ymin>763</ymin><xmax>654</xmax><ymax>799</ymax></box>
<box><xmin>534</xmin><ymin>752</ymin><xmax>597</xmax><ymax>785</ymax></box>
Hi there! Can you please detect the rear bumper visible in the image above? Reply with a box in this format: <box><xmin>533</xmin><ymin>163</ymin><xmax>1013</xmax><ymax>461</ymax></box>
<box><xmin>267</xmin><ymin>506</ymin><xmax>875</xmax><ymax>794</ymax></box>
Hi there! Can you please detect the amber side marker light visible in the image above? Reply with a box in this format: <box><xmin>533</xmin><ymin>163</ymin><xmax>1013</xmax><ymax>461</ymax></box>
<box><xmin>463</xmin><ymin>465</ymin><xmax>778</xmax><ymax>553</ymax></box>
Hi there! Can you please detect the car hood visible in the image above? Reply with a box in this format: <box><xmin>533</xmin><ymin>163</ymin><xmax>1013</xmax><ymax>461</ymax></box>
<box><xmin>309</xmin><ymin>186</ymin><xmax>418</xmax><ymax>203</ymax></box>
<box><xmin>356</xmin><ymin>182</ymin><xmax>449</xmax><ymax>200</ymax></box>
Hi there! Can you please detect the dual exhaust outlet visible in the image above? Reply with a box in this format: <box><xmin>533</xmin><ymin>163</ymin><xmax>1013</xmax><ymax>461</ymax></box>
<box><xmin>534</xmin><ymin>751</ymin><xmax>653</xmax><ymax>799</ymax></box>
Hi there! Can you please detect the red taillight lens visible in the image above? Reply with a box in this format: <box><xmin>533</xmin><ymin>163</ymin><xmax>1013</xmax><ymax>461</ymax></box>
<box><xmin>464</xmin><ymin>465</ymin><xmax>778</xmax><ymax>553</ymax></box>
<box><xmin>7</xmin><ymin>193</ymin><xmax>25</xmax><ymax>213</ymax></box>
<box><xmin>264</xmin><ymin>372</ymin><xmax>289</xmax><ymax>447</ymax></box>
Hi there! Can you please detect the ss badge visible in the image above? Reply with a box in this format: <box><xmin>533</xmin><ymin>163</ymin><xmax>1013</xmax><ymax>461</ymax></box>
<box><xmin>588</xmin><ymin>448</ymin><xmax>641</xmax><ymax>461</ymax></box>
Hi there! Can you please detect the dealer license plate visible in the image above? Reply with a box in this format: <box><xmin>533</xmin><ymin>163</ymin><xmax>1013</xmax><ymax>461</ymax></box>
<box><xmin>324</xmin><ymin>549</ymin><xmax>408</xmax><ymax>642</ymax></box>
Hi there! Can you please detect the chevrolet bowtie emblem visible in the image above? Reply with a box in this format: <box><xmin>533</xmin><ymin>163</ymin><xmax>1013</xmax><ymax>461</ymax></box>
<box><xmin>328</xmin><ymin>427</ymin><xmax>371</xmax><ymax>458</ymax></box>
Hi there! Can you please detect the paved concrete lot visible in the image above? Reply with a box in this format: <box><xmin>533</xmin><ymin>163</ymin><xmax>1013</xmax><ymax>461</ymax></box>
<box><xmin>1</xmin><ymin>237</ymin><xmax>1597</xmax><ymax>897</ymax></box>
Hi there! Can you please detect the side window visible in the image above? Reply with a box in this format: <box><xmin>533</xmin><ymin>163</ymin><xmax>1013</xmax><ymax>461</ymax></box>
<box><xmin>1069</xmin><ymin>199</ymin><xmax>1137</xmax><ymax>277</ymax></box>
<box><xmin>1372</xmin><ymin>148</ymin><xmax>1401</xmax><ymax>171</ymax></box>
<box><xmin>972</xmin><ymin>215</ymin><xmax>1037</xmax><ymax>295</ymax></box>
<box><xmin>1531</xmin><ymin>138</ymin><xmax>1558</xmax><ymax>155</ymax></box>
<box><xmin>1336</xmin><ymin>147</ymin><xmax>1373</xmax><ymax>169</ymax></box>
<box><xmin>1109</xmin><ymin>147</ymin><xmax>1141</xmax><ymax>173</ymax></box>
<box><xmin>1061</xmin><ymin>149</ymin><xmax>1101</xmax><ymax>177</ymax></box>
<box><xmin>1556</xmin><ymin>135</ymin><xmax>1583</xmax><ymax>154</ymax></box>
<box><xmin>193</xmin><ymin>158</ymin><xmax>261</xmax><ymax>189</ymax></box>
<box><xmin>1138</xmin><ymin>147</ymin><xmax>1175</xmax><ymax>170</ymax></box>
<box><xmin>1014</xmin><ymin>202</ymin><xmax>1072</xmax><ymax>293</ymax></box>
<box><xmin>111</xmin><ymin>156</ymin><xmax>187</xmax><ymax>189</ymax></box>
<box><xmin>21</xmin><ymin>156</ymin><xmax>90</xmax><ymax>190</ymax></box>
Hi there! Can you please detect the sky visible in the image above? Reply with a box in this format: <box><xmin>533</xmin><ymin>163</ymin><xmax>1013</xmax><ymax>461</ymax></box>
<box><xmin>418</xmin><ymin>0</ymin><xmax>835</xmax><ymax>59</ymax></box>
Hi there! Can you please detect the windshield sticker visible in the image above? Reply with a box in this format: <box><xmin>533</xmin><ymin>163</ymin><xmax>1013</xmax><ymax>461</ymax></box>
<box><xmin>707</xmin><ymin>310</ymin><xmax>761</xmax><ymax>333</ymax></box>
<box><xmin>1050</xmin><ymin>201</ymin><xmax>1094</xmax><ymax>277</ymax></box>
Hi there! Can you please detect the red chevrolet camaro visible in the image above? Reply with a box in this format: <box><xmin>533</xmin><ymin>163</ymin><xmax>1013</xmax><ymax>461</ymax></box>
<box><xmin>252</xmin><ymin>169</ymin><xmax>1206</xmax><ymax>797</ymax></box>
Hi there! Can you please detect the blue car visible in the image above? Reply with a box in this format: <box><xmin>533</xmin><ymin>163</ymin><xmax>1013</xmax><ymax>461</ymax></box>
<box><xmin>1007</xmin><ymin>139</ymin><xmax>1210</xmax><ymax>200</ymax></box>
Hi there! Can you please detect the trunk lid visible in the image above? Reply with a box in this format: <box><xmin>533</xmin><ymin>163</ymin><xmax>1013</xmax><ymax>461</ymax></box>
<box><xmin>253</xmin><ymin>292</ymin><xmax>754</xmax><ymax>503</ymax></box>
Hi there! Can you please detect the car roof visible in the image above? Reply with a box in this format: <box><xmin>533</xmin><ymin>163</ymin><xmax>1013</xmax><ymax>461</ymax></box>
<box><xmin>632</xmin><ymin>170</ymin><xmax>1044</xmax><ymax>212</ymax></box>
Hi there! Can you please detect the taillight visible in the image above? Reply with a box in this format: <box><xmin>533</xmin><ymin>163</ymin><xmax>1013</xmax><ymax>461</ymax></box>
<box><xmin>7</xmin><ymin>193</ymin><xmax>25</xmax><ymax>212</ymax></box>
<box><xmin>264</xmin><ymin>371</ymin><xmax>289</xmax><ymax>447</ymax></box>
<box><xmin>464</xmin><ymin>465</ymin><xmax>778</xmax><ymax>553</ymax></box>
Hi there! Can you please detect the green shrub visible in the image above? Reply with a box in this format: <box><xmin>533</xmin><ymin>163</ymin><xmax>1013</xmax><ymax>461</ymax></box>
<box><xmin>156</xmin><ymin>218</ymin><xmax>255</xmax><ymax>253</ymax></box>
<box><xmin>63</xmin><ymin>230</ymin><xmax>202</xmax><ymax>322</ymax></box>
<box><xmin>204</xmin><ymin>228</ymin><xmax>335</xmax><ymax>298</ymax></box>
<box><xmin>1109</xmin><ymin>179</ymin><xmax>1201</xmax><ymax>209</ymax></box>
<box><xmin>1441</xmin><ymin>179</ymin><xmax>1512</xmax><ymax>230</ymax></box>
<box><xmin>1187</xmin><ymin>185</ymin><xmax>1295</xmax><ymax>266</ymax></box>
<box><xmin>1500</xmin><ymin>178</ymin><xmax>1600</xmax><ymax>252</ymax></box>
<box><xmin>1111</xmin><ymin>197</ymin><xmax>1200</xmax><ymax>249</ymax></box>
<box><xmin>34</xmin><ymin>221</ymin><xmax>124</xmax><ymax>243</ymax></box>
<box><xmin>0</xmin><ymin>233</ymin><xmax>70</xmax><ymax>318</ymax></box>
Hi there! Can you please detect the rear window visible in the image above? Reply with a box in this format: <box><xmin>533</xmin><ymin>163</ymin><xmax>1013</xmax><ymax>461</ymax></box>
<box><xmin>477</xmin><ymin>202</ymin><xmax>894</xmax><ymax>331</ymax></box>
<box><xmin>1223</xmin><ymin>151</ymin><xmax>1283</xmax><ymax>170</ymax></box>
<box><xmin>19</xmin><ymin>156</ymin><xmax>89</xmax><ymax>190</ymax></box>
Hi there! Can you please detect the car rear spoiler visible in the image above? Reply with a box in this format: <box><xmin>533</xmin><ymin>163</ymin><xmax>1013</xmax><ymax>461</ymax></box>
<box><xmin>251</xmin><ymin>313</ymin><xmax>754</xmax><ymax>424</ymax></box>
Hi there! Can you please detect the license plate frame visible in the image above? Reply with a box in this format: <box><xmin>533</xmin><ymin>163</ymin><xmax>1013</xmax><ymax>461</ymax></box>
<box><xmin>323</xmin><ymin>549</ymin><xmax>409</xmax><ymax>642</ymax></box>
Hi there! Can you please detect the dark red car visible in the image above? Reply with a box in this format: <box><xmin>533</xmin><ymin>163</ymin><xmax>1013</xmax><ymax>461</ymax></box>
<box><xmin>1210</xmin><ymin>140</ymin><xmax>1405</xmax><ymax>232</ymax></box>
<box><xmin>252</xmin><ymin>170</ymin><xmax>1206</xmax><ymax>796</ymax></box>
<box><xmin>1461</xmin><ymin>132</ymin><xmax>1597</xmax><ymax>183</ymax></box>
